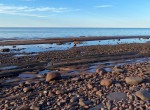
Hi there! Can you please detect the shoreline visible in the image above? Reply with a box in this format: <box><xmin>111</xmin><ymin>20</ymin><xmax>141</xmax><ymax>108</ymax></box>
<box><xmin>0</xmin><ymin>36</ymin><xmax>150</xmax><ymax>46</ymax></box>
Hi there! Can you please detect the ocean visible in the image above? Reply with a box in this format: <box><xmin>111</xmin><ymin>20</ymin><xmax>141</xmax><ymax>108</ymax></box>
<box><xmin>0</xmin><ymin>28</ymin><xmax>150</xmax><ymax>40</ymax></box>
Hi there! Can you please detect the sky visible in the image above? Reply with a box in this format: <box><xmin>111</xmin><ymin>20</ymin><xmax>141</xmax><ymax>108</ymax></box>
<box><xmin>0</xmin><ymin>0</ymin><xmax>150</xmax><ymax>27</ymax></box>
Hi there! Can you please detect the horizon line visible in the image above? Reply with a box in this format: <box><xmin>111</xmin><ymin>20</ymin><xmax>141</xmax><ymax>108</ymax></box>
<box><xmin>1</xmin><ymin>27</ymin><xmax>150</xmax><ymax>28</ymax></box>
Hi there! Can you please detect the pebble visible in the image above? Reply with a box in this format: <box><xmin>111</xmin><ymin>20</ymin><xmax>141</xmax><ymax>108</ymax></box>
<box><xmin>100</xmin><ymin>79</ymin><xmax>112</xmax><ymax>86</ymax></box>
<box><xmin>79</xmin><ymin>100</ymin><xmax>92</xmax><ymax>106</ymax></box>
<box><xmin>23</xmin><ymin>87</ymin><xmax>33</xmax><ymax>93</ymax></box>
<box><xmin>70</xmin><ymin>96</ymin><xmax>79</xmax><ymax>102</ymax></box>
<box><xmin>46</xmin><ymin>72</ymin><xmax>61</xmax><ymax>82</ymax></box>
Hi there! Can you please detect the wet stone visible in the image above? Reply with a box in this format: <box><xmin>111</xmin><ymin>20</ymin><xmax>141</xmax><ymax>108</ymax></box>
<box><xmin>107</xmin><ymin>92</ymin><xmax>127</xmax><ymax>101</ymax></box>
<box><xmin>135</xmin><ymin>90</ymin><xmax>150</xmax><ymax>101</ymax></box>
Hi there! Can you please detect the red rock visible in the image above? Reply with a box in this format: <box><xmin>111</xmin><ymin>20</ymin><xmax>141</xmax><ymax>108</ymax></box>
<box><xmin>46</xmin><ymin>72</ymin><xmax>61</xmax><ymax>82</ymax></box>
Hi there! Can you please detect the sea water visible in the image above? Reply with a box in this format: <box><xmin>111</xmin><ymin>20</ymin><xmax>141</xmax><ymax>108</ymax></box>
<box><xmin>0</xmin><ymin>28</ymin><xmax>150</xmax><ymax>40</ymax></box>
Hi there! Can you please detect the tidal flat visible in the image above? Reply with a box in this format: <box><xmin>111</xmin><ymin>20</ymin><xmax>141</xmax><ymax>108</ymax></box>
<box><xmin>0</xmin><ymin>36</ymin><xmax>150</xmax><ymax>110</ymax></box>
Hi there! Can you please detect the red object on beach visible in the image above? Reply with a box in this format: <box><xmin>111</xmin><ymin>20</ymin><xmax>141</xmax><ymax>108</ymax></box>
<box><xmin>73</xmin><ymin>38</ymin><xmax>77</xmax><ymax>41</ymax></box>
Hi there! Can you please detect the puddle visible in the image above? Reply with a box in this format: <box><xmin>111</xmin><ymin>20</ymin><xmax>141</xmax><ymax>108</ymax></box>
<box><xmin>104</xmin><ymin>67</ymin><xmax>112</xmax><ymax>72</ymax></box>
<box><xmin>13</xmin><ymin>53</ymin><xmax>38</xmax><ymax>57</ymax></box>
<box><xmin>18</xmin><ymin>73</ymin><xmax>37</xmax><ymax>79</ymax></box>
<box><xmin>38</xmin><ymin>70</ymin><xmax>50</xmax><ymax>74</ymax></box>
<box><xmin>0</xmin><ymin>66</ymin><xmax>18</xmax><ymax>70</ymax></box>
<box><xmin>0</xmin><ymin>38</ymin><xmax>150</xmax><ymax>53</ymax></box>
<box><xmin>2</xmin><ymin>56</ymin><xmax>150</xmax><ymax>84</ymax></box>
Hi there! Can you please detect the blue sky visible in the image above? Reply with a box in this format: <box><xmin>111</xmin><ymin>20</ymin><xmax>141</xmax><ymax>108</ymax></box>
<box><xmin>0</xmin><ymin>0</ymin><xmax>150</xmax><ymax>27</ymax></box>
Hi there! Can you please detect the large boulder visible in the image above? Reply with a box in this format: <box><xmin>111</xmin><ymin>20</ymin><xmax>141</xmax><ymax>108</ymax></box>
<box><xmin>135</xmin><ymin>90</ymin><xmax>150</xmax><ymax>101</ymax></box>
<box><xmin>125</xmin><ymin>77</ymin><xmax>143</xmax><ymax>85</ymax></box>
<box><xmin>46</xmin><ymin>72</ymin><xmax>61</xmax><ymax>82</ymax></box>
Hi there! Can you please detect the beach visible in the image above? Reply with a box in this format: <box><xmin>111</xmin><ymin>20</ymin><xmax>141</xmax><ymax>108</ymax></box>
<box><xmin>0</xmin><ymin>36</ymin><xmax>150</xmax><ymax>110</ymax></box>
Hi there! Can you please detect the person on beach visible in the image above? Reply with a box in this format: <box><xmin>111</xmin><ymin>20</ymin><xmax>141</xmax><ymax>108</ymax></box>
<box><xmin>73</xmin><ymin>38</ymin><xmax>77</xmax><ymax>47</ymax></box>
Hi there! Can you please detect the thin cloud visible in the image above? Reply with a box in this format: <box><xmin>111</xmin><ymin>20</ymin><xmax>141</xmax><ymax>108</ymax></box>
<box><xmin>95</xmin><ymin>5</ymin><xmax>113</xmax><ymax>8</ymax></box>
<box><xmin>0</xmin><ymin>4</ymin><xmax>78</xmax><ymax>18</ymax></box>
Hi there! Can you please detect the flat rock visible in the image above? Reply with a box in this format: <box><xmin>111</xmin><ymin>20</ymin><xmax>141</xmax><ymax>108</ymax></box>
<box><xmin>125</xmin><ymin>77</ymin><xmax>143</xmax><ymax>85</ymax></box>
<box><xmin>107</xmin><ymin>92</ymin><xmax>127</xmax><ymax>101</ymax></box>
<box><xmin>135</xmin><ymin>90</ymin><xmax>150</xmax><ymax>101</ymax></box>
<box><xmin>46</xmin><ymin>72</ymin><xmax>61</xmax><ymax>82</ymax></box>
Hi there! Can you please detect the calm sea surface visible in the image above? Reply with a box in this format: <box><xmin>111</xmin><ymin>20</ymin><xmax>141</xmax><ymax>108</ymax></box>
<box><xmin>0</xmin><ymin>28</ymin><xmax>150</xmax><ymax>40</ymax></box>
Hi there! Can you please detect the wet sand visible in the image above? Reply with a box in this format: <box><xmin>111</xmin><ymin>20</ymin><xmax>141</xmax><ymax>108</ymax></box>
<box><xmin>1</xmin><ymin>36</ymin><xmax>150</xmax><ymax>45</ymax></box>
<box><xmin>0</xmin><ymin>37</ymin><xmax>150</xmax><ymax>110</ymax></box>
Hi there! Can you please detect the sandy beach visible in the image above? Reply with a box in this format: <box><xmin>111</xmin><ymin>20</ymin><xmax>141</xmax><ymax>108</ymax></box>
<box><xmin>0</xmin><ymin>37</ymin><xmax>150</xmax><ymax>110</ymax></box>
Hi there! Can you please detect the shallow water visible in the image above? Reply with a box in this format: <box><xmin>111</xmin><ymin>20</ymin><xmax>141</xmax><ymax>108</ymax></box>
<box><xmin>0</xmin><ymin>38</ymin><xmax>150</xmax><ymax>53</ymax></box>
<box><xmin>0</xmin><ymin>66</ymin><xmax>18</xmax><ymax>70</ymax></box>
<box><xmin>3</xmin><ymin>56</ymin><xmax>150</xmax><ymax>83</ymax></box>
<box><xmin>87</xmin><ymin>57</ymin><xmax>150</xmax><ymax>73</ymax></box>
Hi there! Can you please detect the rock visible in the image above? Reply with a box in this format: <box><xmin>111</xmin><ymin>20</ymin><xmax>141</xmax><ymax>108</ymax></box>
<box><xmin>87</xmin><ymin>84</ymin><xmax>93</xmax><ymax>89</ymax></box>
<box><xmin>135</xmin><ymin>90</ymin><xmax>150</xmax><ymax>101</ymax></box>
<box><xmin>106</xmin><ymin>101</ymin><xmax>112</xmax><ymax>110</ymax></box>
<box><xmin>1</xmin><ymin>48</ymin><xmax>10</xmax><ymax>52</ymax></box>
<box><xmin>79</xmin><ymin>100</ymin><xmax>92</xmax><ymax>106</ymax></box>
<box><xmin>71</xmin><ymin>77</ymin><xmax>81</xmax><ymax>81</ymax></box>
<box><xmin>46</xmin><ymin>72</ymin><xmax>61</xmax><ymax>82</ymax></box>
<box><xmin>70</xmin><ymin>96</ymin><xmax>79</xmax><ymax>102</ymax></box>
<box><xmin>125</xmin><ymin>77</ymin><xmax>143</xmax><ymax>85</ymax></box>
<box><xmin>15</xmin><ymin>104</ymin><xmax>30</xmax><ymax>110</ymax></box>
<box><xmin>100</xmin><ymin>79</ymin><xmax>112</xmax><ymax>86</ymax></box>
<box><xmin>23</xmin><ymin>87</ymin><xmax>33</xmax><ymax>93</ymax></box>
<box><xmin>30</xmin><ymin>105</ymin><xmax>40</xmax><ymax>110</ymax></box>
<box><xmin>96</xmin><ymin>91</ymin><xmax>102</xmax><ymax>97</ymax></box>
<box><xmin>48</xmin><ymin>91</ymin><xmax>54</xmax><ymax>97</ymax></box>
<box><xmin>107</xmin><ymin>92</ymin><xmax>127</xmax><ymax>101</ymax></box>
<box><xmin>96</xmin><ymin>68</ymin><xmax>107</xmax><ymax>75</ymax></box>
<box><xmin>89</xmin><ymin>104</ymin><xmax>103</xmax><ymax>110</ymax></box>
<box><xmin>128</xmin><ymin>95</ymin><xmax>134</xmax><ymax>100</ymax></box>
<box><xmin>112</xmin><ymin>66</ymin><xmax>124</xmax><ymax>73</ymax></box>
<box><xmin>55</xmin><ymin>90</ymin><xmax>61</xmax><ymax>95</ymax></box>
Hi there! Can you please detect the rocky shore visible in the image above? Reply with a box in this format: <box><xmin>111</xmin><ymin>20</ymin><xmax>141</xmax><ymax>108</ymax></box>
<box><xmin>0</xmin><ymin>61</ymin><xmax>150</xmax><ymax>110</ymax></box>
<box><xmin>0</xmin><ymin>38</ymin><xmax>150</xmax><ymax>110</ymax></box>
